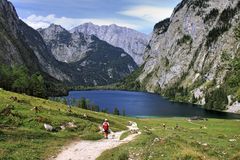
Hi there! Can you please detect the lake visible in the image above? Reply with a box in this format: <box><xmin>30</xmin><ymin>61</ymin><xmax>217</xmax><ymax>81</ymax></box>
<box><xmin>64</xmin><ymin>90</ymin><xmax>240</xmax><ymax>119</ymax></box>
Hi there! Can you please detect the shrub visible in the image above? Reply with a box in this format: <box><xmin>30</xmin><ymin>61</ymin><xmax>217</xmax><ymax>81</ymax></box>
<box><xmin>206</xmin><ymin>5</ymin><xmax>239</xmax><ymax>47</ymax></box>
<box><xmin>204</xmin><ymin>8</ymin><xmax>219</xmax><ymax>23</ymax></box>
<box><xmin>189</xmin><ymin>0</ymin><xmax>210</xmax><ymax>9</ymax></box>
<box><xmin>206</xmin><ymin>25</ymin><xmax>230</xmax><ymax>47</ymax></box>
<box><xmin>177</xmin><ymin>35</ymin><xmax>192</xmax><ymax>45</ymax></box>
<box><xmin>204</xmin><ymin>87</ymin><xmax>228</xmax><ymax>110</ymax></box>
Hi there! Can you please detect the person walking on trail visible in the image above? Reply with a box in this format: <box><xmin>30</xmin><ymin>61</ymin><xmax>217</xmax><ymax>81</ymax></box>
<box><xmin>102</xmin><ymin>119</ymin><xmax>110</xmax><ymax>139</ymax></box>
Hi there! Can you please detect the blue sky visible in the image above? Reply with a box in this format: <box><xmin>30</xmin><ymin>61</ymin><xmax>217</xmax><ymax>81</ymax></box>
<box><xmin>10</xmin><ymin>0</ymin><xmax>181</xmax><ymax>34</ymax></box>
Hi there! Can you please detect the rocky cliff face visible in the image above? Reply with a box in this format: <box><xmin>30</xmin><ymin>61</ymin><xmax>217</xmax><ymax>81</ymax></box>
<box><xmin>0</xmin><ymin>0</ymin><xmax>72</xmax><ymax>83</ymax></box>
<box><xmin>0</xmin><ymin>0</ymin><xmax>40</xmax><ymax>72</ymax></box>
<box><xmin>39</xmin><ymin>24</ymin><xmax>138</xmax><ymax>85</ymax></box>
<box><xmin>38</xmin><ymin>24</ymin><xmax>95</xmax><ymax>63</ymax></box>
<box><xmin>71</xmin><ymin>23</ymin><xmax>149</xmax><ymax>65</ymax></box>
<box><xmin>138</xmin><ymin>0</ymin><xmax>240</xmax><ymax>112</ymax></box>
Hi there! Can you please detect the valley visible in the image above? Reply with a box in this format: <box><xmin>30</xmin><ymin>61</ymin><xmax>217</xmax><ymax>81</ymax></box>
<box><xmin>0</xmin><ymin>0</ymin><xmax>240</xmax><ymax>159</ymax></box>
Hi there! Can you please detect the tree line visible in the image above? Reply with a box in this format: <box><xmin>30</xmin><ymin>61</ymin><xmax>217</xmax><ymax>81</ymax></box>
<box><xmin>0</xmin><ymin>65</ymin><xmax>46</xmax><ymax>98</ymax></box>
<box><xmin>51</xmin><ymin>97</ymin><xmax>126</xmax><ymax>116</ymax></box>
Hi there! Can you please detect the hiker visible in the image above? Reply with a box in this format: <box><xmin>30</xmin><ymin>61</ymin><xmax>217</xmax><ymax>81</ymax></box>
<box><xmin>102</xmin><ymin>119</ymin><xmax>110</xmax><ymax>139</ymax></box>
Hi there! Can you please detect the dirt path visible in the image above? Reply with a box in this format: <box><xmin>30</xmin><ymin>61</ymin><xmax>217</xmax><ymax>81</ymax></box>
<box><xmin>53</xmin><ymin>123</ymin><xmax>140</xmax><ymax>160</ymax></box>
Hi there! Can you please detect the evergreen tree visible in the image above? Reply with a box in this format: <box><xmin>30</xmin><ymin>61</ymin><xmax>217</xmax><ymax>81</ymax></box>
<box><xmin>30</xmin><ymin>73</ymin><xmax>46</xmax><ymax>97</ymax></box>
<box><xmin>113</xmin><ymin>107</ymin><xmax>120</xmax><ymax>115</ymax></box>
<box><xmin>122</xmin><ymin>108</ymin><xmax>126</xmax><ymax>116</ymax></box>
<box><xmin>12</xmin><ymin>66</ymin><xmax>29</xmax><ymax>93</ymax></box>
<box><xmin>101</xmin><ymin>108</ymin><xmax>108</xmax><ymax>113</ymax></box>
<box><xmin>78</xmin><ymin>97</ymin><xmax>87</xmax><ymax>109</ymax></box>
<box><xmin>91</xmin><ymin>105</ymin><xmax>100</xmax><ymax>112</ymax></box>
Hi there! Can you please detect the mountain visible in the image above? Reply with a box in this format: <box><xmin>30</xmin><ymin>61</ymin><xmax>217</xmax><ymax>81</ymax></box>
<box><xmin>136</xmin><ymin>0</ymin><xmax>240</xmax><ymax>112</ymax></box>
<box><xmin>0</xmin><ymin>0</ymin><xmax>74</xmax><ymax>96</ymax></box>
<box><xmin>0</xmin><ymin>0</ymin><xmax>72</xmax><ymax>82</ymax></box>
<box><xmin>0</xmin><ymin>0</ymin><xmax>137</xmax><ymax>89</ymax></box>
<box><xmin>71</xmin><ymin>23</ymin><xmax>149</xmax><ymax>65</ymax></box>
<box><xmin>0</xmin><ymin>0</ymin><xmax>40</xmax><ymax>72</ymax></box>
<box><xmin>38</xmin><ymin>24</ymin><xmax>138</xmax><ymax>85</ymax></box>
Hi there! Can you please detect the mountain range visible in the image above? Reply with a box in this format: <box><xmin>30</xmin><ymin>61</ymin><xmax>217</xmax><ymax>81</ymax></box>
<box><xmin>71</xmin><ymin>22</ymin><xmax>149</xmax><ymax>65</ymax></box>
<box><xmin>0</xmin><ymin>0</ymin><xmax>138</xmax><ymax>87</ymax></box>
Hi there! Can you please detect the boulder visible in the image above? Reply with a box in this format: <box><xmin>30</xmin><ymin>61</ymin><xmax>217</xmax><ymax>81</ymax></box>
<box><xmin>44</xmin><ymin>123</ymin><xmax>54</xmax><ymax>131</ymax></box>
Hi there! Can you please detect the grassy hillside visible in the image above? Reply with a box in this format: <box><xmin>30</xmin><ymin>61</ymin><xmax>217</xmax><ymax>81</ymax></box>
<box><xmin>98</xmin><ymin>118</ymin><xmax>240</xmax><ymax>160</ymax></box>
<box><xmin>0</xmin><ymin>89</ymin><xmax>240</xmax><ymax>160</ymax></box>
<box><xmin>0</xmin><ymin>89</ymin><xmax>130</xmax><ymax>159</ymax></box>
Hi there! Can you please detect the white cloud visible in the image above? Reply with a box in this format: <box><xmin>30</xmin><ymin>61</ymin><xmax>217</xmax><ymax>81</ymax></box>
<box><xmin>21</xmin><ymin>14</ymin><xmax>140</xmax><ymax>30</ymax></box>
<box><xmin>118</xmin><ymin>5</ymin><xmax>173</xmax><ymax>23</ymax></box>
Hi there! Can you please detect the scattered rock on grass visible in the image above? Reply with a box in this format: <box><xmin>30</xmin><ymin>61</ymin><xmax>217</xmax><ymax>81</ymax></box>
<box><xmin>44</xmin><ymin>123</ymin><xmax>54</xmax><ymax>131</ymax></box>
<box><xmin>202</xmin><ymin>143</ymin><xmax>208</xmax><ymax>147</ymax></box>
<box><xmin>128</xmin><ymin>121</ymin><xmax>139</xmax><ymax>134</ymax></box>
<box><xmin>60</xmin><ymin>122</ymin><xmax>78</xmax><ymax>130</ymax></box>
<box><xmin>153</xmin><ymin>137</ymin><xmax>160</xmax><ymax>143</ymax></box>
<box><xmin>229</xmin><ymin>139</ymin><xmax>237</xmax><ymax>142</ymax></box>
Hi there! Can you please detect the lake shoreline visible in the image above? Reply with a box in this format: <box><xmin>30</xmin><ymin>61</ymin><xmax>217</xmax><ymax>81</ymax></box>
<box><xmin>65</xmin><ymin>88</ymin><xmax>240</xmax><ymax>116</ymax></box>
<box><xmin>62</xmin><ymin>90</ymin><xmax>240</xmax><ymax>119</ymax></box>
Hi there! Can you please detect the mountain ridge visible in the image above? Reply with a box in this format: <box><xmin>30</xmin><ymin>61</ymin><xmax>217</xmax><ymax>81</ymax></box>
<box><xmin>71</xmin><ymin>22</ymin><xmax>149</xmax><ymax>65</ymax></box>
<box><xmin>136</xmin><ymin>0</ymin><xmax>240</xmax><ymax>112</ymax></box>
<box><xmin>38</xmin><ymin>24</ymin><xmax>138</xmax><ymax>86</ymax></box>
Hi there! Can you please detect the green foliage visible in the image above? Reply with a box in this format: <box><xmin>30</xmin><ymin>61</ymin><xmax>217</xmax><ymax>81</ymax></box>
<box><xmin>0</xmin><ymin>65</ymin><xmax>47</xmax><ymax>98</ymax></box>
<box><xmin>204</xmin><ymin>8</ymin><xmax>219</xmax><ymax>23</ymax></box>
<box><xmin>120</xmin><ymin>64</ymin><xmax>145</xmax><ymax>91</ymax></box>
<box><xmin>91</xmin><ymin>105</ymin><xmax>100</xmax><ymax>112</ymax></box>
<box><xmin>29</xmin><ymin>73</ymin><xmax>46</xmax><ymax>97</ymax></box>
<box><xmin>206</xmin><ymin>25</ymin><xmax>230</xmax><ymax>47</ymax></box>
<box><xmin>221</xmin><ymin>51</ymin><xmax>231</xmax><ymax>62</ymax></box>
<box><xmin>236</xmin><ymin>88</ymin><xmax>240</xmax><ymax>101</ymax></box>
<box><xmin>204</xmin><ymin>87</ymin><xmax>228</xmax><ymax>110</ymax></box>
<box><xmin>206</xmin><ymin>5</ymin><xmax>239</xmax><ymax>48</ymax></box>
<box><xmin>177</xmin><ymin>35</ymin><xmax>192</xmax><ymax>45</ymax></box>
<box><xmin>219</xmin><ymin>7</ymin><xmax>237</xmax><ymax>25</ymax></box>
<box><xmin>77</xmin><ymin>97</ymin><xmax>87</xmax><ymax>109</ymax></box>
<box><xmin>163</xmin><ymin>57</ymin><xmax>170</xmax><ymax>67</ymax></box>
<box><xmin>189</xmin><ymin>0</ymin><xmax>209</xmax><ymax>9</ymax></box>
<box><xmin>163</xmin><ymin>83</ymin><xmax>190</xmax><ymax>102</ymax></box>
<box><xmin>113</xmin><ymin>107</ymin><xmax>120</xmax><ymax>115</ymax></box>
<box><xmin>235</xmin><ymin>23</ymin><xmax>240</xmax><ymax>40</ymax></box>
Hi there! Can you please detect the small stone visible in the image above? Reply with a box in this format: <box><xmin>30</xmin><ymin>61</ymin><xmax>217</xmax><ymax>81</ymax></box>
<box><xmin>229</xmin><ymin>139</ymin><xmax>236</xmax><ymax>142</ymax></box>
<box><xmin>202</xmin><ymin>143</ymin><xmax>208</xmax><ymax>147</ymax></box>
<box><xmin>153</xmin><ymin>137</ymin><xmax>160</xmax><ymax>143</ymax></box>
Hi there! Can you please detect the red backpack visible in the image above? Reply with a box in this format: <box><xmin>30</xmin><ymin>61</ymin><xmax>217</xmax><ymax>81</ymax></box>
<box><xmin>103</xmin><ymin>122</ymin><xmax>109</xmax><ymax>131</ymax></box>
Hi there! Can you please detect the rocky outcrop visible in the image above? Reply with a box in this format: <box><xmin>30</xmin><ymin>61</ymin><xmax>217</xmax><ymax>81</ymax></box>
<box><xmin>138</xmin><ymin>0</ymin><xmax>240</xmax><ymax>111</ymax></box>
<box><xmin>38</xmin><ymin>24</ymin><xmax>95</xmax><ymax>63</ymax></box>
<box><xmin>39</xmin><ymin>24</ymin><xmax>138</xmax><ymax>85</ymax></box>
<box><xmin>0</xmin><ymin>0</ymin><xmax>40</xmax><ymax>72</ymax></box>
<box><xmin>71</xmin><ymin>23</ymin><xmax>149</xmax><ymax>65</ymax></box>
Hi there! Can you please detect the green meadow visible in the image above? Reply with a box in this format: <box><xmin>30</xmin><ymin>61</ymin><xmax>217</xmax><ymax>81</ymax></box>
<box><xmin>0</xmin><ymin>89</ymin><xmax>240</xmax><ymax>160</ymax></box>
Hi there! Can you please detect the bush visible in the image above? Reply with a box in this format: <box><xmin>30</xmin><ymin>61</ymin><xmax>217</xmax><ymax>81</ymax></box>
<box><xmin>206</xmin><ymin>25</ymin><xmax>231</xmax><ymax>47</ymax></box>
<box><xmin>234</xmin><ymin>23</ymin><xmax>240</xmax><ymax>40</ymax></box>
<box><xmin>177</xmin><ymin>35</ymin><xmax>192</xmax><ymax>45</ymax></box>
<box><xmin>206</xmin><ymin>5</ymin><xmax>239</xmax><ymax>47</ymax></box>
<box><xmin>204</xmin><ymin>87</ymin><xmax>228</xmax><ymax>110</ymax></box>
<box><xmin>236</xmin><ymin>88</ymin><xmax>240</xmax><ymax>101</ymax></box>
<box><xmin>204</xmin><ymin>8</ymin><xmax>219</xmax><ymax>23</ymax></box>
<box><xmin>189</xmin><ymin>0</ymin><xmax>210</xmax><ymax>9</ymax></box>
